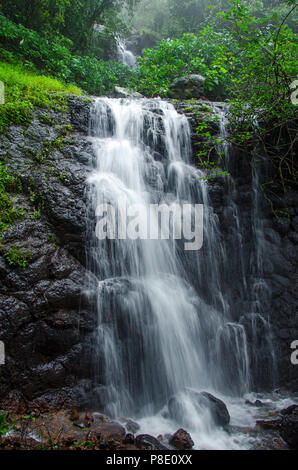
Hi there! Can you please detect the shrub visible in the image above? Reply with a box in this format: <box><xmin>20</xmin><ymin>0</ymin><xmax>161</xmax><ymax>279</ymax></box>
<box><xmin>132</xmin><ymin>27</ymin><xmax>237</xmax><ymax>98</ymax></box>
<box><xmin>0</xmin><ymin>411</ymin><xmax>12</xmax><ymax>436</ymax></box>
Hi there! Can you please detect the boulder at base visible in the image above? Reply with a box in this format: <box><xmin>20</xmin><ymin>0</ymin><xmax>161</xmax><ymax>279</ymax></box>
<box><xmin>169</xmin><ymin>75</ymin><xmax>206</xmax><ymax>99</ymax></box>
<box><xmin>279</xmin><ymin>413</ymin><xmax>298</xmax><ymax>449</ymax></box>
<box><xmin>168</xmin><ymin>389</ymin><xmax>230</xmax><ymax>427</ymax></box>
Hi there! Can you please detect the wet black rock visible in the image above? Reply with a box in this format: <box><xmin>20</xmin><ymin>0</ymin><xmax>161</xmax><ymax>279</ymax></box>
<box><xmin>256</xmin><ymin>419</ymin><xmax>281</xmax><ymax>430</ymax></box>
<box><xmin>199</xmin><ymin>392</ymin><xmax>230</xmax><ymax>426</ymax></box>
<box><xmin>124</xmin><ymin>433</ymin><xmax>135</xmax><ymax>445</ymax></box>
<box><xmin>169</xmin><ymin>429</ymin><xmax>194</xmax><ymax>450</ymax></box>
<box><xmin>0</xmin><ymin>96</ymin><xmax>99</xmax><ymax>411</ymax></box>
<box><xmin>168</xmin><ymin>389</ymin><xmax>230</xmax><ymax>427</ymax></box>
<box><xmin>256</xmin><ymin>403</ymin><xmax>298</xmax><ymax>449</ymax></box>
<box><xmin>136</xmin><ymin>434</ymin><xmax>169</xmax><ymax>450</ymax></box>
<box><xmin>126</xmin><ymin>419</ymin><xmax>140</xmax><ymax>434</ymax></box>
<box><xmin>280</xmin><ymin>416</ymin><xmax>298</xmax><ymax>449</ymax></box>
<box><xmin>279</xmin><ymin>405</ymin><xmax>298</xmax><ymax>449</ymax></box>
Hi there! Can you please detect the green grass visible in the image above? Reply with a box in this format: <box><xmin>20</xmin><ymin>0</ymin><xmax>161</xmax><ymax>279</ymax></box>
<box><xmin>0</xmin><ymin>14</ymin><xmax>134</xmax><ymax>97</ymax></box>
<box><xmin>0</xmin><ymin>61</ymin><xmax>82</xmax><ymax>131</ymax></box>
<box><xmin>0</xmin><ymin>62</ymin><xmax>82</xmax><ymax>95</ymax></box>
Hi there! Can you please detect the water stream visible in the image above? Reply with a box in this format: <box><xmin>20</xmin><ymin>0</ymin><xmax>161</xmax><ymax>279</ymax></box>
<box><xmin>85</xmin><ymin>98</ymin><xmax>279</xmax><ymax>449</ymax></box>
<box><xmin>116</xmin><ymin>37</ymin><xmax>137</xmax><ymax>68</ymax></box>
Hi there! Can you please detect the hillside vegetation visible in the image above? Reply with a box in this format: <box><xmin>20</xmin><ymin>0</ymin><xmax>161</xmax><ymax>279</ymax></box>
<box><xmin>0</xmin><ymin>0</ymin><xmax>297</xmax><ymax>222</ymax></box>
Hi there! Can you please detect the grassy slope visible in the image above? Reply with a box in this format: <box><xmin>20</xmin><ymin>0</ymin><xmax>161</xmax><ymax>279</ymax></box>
<box><xmin>0</xmin><ymin>62</ymin><xmax>82</xmax><ymax>130</ymax></box>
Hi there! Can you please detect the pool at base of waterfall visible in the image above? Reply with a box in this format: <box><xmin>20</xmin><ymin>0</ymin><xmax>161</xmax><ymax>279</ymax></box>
<box><xmin>127</xmin><ymin>391</ymin><xmax>298</xmax><ymax>450</ymax></box>
<box><xmin>1</xmin><ymin>392</ymin><xmax>296</xmax><ymax>450</ymax></box>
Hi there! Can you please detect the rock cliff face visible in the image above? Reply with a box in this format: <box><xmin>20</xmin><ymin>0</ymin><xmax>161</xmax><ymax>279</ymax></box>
<box><xmin>0</xmin><ymin>96</ymin><xmax>296</xmax><ymax>412</ymax></box>
<box><xmin>0</xmin><ymin>96</ymin><xmax>99</xmax><ymax>411</ymax></box>
<box><xmin>176</xmin><ymin>101</ymin><xmax>297</xmax><ymax>392</ymax></box>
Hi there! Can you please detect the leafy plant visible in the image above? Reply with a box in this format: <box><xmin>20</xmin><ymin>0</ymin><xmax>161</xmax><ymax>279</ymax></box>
<box><xmin>132</xmin><ymin>27</ymin><xmax>237</xmax><ymax>98</ymax></box>
<box><xmin>0</xmin><ymin>411</ymin><xmax>12</xmax><ymax>436</ymax></box>
<box><xmin>221</xmin><ymin>0</ymin><xmax>298</xmax><ymax>207</ymax></box>
<box><xmin>3</xmin><ymin>245</ymin><xmax>32</xmax><ymax>268</ymax></box>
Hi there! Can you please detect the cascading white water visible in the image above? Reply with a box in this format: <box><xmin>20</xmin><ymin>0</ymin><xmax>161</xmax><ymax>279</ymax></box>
<box><xmin>211</xmin><ymin>104</ymin><xmax>277</xmax><ymax>391</ymax></box>
<box><xmin>86</xmin><ymin>98</ymin><xmax>276</xmax><ymax>449</ymax></box>
<box><xmin>116</xmin><ymin>37</ymin><xmax>136</xmax><ymax>68</ymax></box>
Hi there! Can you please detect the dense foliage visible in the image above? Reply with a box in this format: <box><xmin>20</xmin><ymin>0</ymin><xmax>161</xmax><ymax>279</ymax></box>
<box><xmin>132</xmin><ymin>0</ymin><xmax>297</xmax><ymax>211</ymax></box>
<box><xmin>132</xmin><ymin>27</ymin><xmax>236</xmax><ymax>98</ymax></box>
<box><xmin>0</xmin><ymin>0</ymin><xmax>296</xmax><ymax>208</ymax></box>
<box><xmin>223</xmin><ymin>0</ymin><xmax>298</xmax><ymax>207</ymax></box>
<box><xmin>133</xmin><ymin>0</ymin><xmax>297</xmax><ymax>39</ymax></box>
<box><xmin>133</xmin><ymin>0</ymin><xmax>297</xmax><ymax>101</ymax></box>
<box><xmin>1</xmin><ymin>0</ymin><xmax>140</xmax><ymax>54</ymax></box>
<box><xmin>0</xmin><ymin>14</ymin><xmax>133</xmax><ymax>96</ymax></box>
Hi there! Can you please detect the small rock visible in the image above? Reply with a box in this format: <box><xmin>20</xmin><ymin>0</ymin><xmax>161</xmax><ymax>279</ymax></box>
<box><xmin>84</xmin><ymin>411</ymin><xmax>94</xmax><ymax>427</ymax></box>
<box><xmin>96</xmin><ymin>414</ymin><xmax>109</xmax><ymax>423</ymax></box>
<box><xmin>136</xmin><ymin>434</ymin><xmax>169</xmax><ymax>450</ymax></box>
<box><xmin>245</xmin><ymin>400</ymin><xmax>254</xmax><ymax>406</ymax></box>
<box><xmin>169</xmin><ymin>429</ymin><xmax>194</xmax><ymax>450</ymax></box>
<box><xmin>69</xmin><ymin>408</ymin><xmax>79</xmax><ymax>422</ymax></box>
<box><xmin>126</xmin><ymin>419</ymin><xmax>140</xmax><ymax>434</ymax></box>
<box><xmin>254</xmin><ymin>400</ymin><xmax>266</xmax><ymax>408</ymax></box>
<box><xmin>256</xmin><ymin>419</ymin><xmax>281</xmax><ymax>430</ymax></box>
<box><xmin>245</xmin><ymin>399</ymin><xmax>266</xmax><ymax>408</ymax></box>
<box><xmin>124</xmin><ymin>433</ymin><xmax>135</xmax><ymax>445</ymax></box>
<box><xmin>74</xmin><ymin>422</ymin><xmax>86</xmax><ymax>429</ymax></box>
<box><xmin>92</xmin><ymin>422</ymin><xmax>126</xmax><ymax>444</ymax></box>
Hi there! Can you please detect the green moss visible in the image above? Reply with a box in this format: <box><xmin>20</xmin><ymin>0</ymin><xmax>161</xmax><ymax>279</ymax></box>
<box><xmin>39</xmin><ymin>114</ymin><xmax>58</xmax><ymax>126</ymax></box>
<box><xmin>3</xmin><ymin>245</ymin><xmax>32</xmax><ymax>268</ymax></box>
<box><xmin>0</xmin><ymin>162</ymin><xmax>25</xmax><ymax>231</ymax></box>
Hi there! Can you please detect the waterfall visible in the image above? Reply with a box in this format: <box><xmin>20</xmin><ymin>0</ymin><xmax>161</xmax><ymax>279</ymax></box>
<box><xmin>85</xmin><ymin>98</ymin><xmax>275</xmax><ymax>447</ymax></box>
<box><xmin>116</xmin><ymin>37</ymin><xmax>136</xmax><ymax>68</ymax></box>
